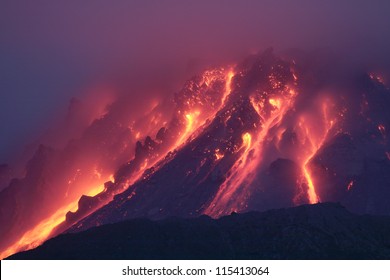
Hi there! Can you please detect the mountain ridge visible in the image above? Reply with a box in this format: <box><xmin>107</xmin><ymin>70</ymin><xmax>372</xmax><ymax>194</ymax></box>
<box><xmin>8</xmin><ymin>202</ymin><xmax>390</xmax><ymax>260</ymax></box>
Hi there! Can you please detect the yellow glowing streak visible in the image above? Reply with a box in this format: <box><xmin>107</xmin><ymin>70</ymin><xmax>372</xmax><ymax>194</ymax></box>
<box><xmin>140</xmin><ymin>159</ymin><xmax>149</xmax><ymax>170</ymax></box>
<box><xmin>215</xmin><ymin>153</ymin><xmax>224</xmax><ymax>160</ymax></box>
<box><xmin>242</xmin><ymin>132</ymin><xmax>252</xmax><ymax>153</ymax></box>
<box><xmin>269</xmin><ymin>98</ymin><xmax>281</xmax><ymax>109</ymax></box>
<box><xmin>204</xmin><ymin>132</ymin><xmax>253</xmax><ymax>217</ymax></box>
<box><xmin>250</xmin><ymin>97</ymin><xmax>263</xmax><ymax>116</ymax></box>
<box><xmin>0</xmin><ymin>174</ymin><xmax>114</xmax><ymax>260</ymax></box>
<box><xmin>175</xmin><ymin>111</ymin><xmax>201</xmax><ymax>147</ymax></box>
<box><xmin>183</xmin><ymin>113</ymin><xmax>195</xmax><ymax>139</ymax></box>
<box><xmin>214</xmin><ymin>149</ymin><xmax>224</xmax><ymax>160</ymax></box>
<box><xmin>206</xmin><ymin>87</ymin><xmax>297</xmax><ymax>217</ymax></box>
<box><xmin>185</xmin><ymin>113</ymin><xmax>193</xmax><ymax>126</ymax></box>
<box><xmin>300</xmin><ymin>99</ymin><xmax>335</xmax><ymax>204</ymax></box>
<box><xmin>85</xmin><ymin>182</ymin><xmax>106</xmax><ymax>197</ymax></box>
<box><xmin>303</xmin><ymin>165</ymin><xmax>318</xmax><ymax>203</ymax></box>
<box><xmin>221</xmin><ymin>70</ymin><xmax>234</xmax><ymax>105</ymax></box>
<box><xmin>0</xmin><ymin>201</ymin><xmax>76</xmax><ymax>260</ymax></box>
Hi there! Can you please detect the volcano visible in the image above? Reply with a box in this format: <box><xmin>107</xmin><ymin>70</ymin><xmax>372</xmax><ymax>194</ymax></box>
<box><xmin>1</xmin><ymin>49</ymin><xmax>390</xmax><ymax>259</ymax></box>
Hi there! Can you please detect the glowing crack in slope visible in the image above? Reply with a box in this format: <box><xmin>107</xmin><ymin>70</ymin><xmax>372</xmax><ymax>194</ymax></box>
<box><xmin>297</xmin><ymin>99</ymin><xmax>336</xmax><ymax>204</ymax></box>
<box><xmin>205</xmin><ymin>88</ymin><xmax>297</xmax><ymax>217</ymax></box>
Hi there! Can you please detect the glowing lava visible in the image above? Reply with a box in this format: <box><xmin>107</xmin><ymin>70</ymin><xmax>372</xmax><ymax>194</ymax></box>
<box><xmin>221</xmin><ymin>70</ymin><xmax>235</xmax><ymax>105</ymax></box>
<box><xmin>0</xmin><ymin>67</ymin><xmax>236</xmax><ymax>258</ymax></box>
<box><xmin>206</xmin><ymin>86</ymin><xmax>297</xmax><ymax>216</ymax></box>
<box><xmin>174</xmin><ymin>111</ymin><xmax>200</xmax><ymax>147</ymax></box>
<box><xmin>0</xmin><ymin>174</ymin><xmax>113</xmax><ymax>259</ymax></box>
<box><xmin>303</xmin><ymin>165</ymin><xmax>318</xmax><ymax>203</ymax></box>
<box><xmin>2</xmin><ymin>53</ymin><xmax>351</xmax><ymax>259</ymax></box>
<box><xmin>269</xmin><ymin>98</ymin><xmax>281</xmax><ymax>109</ymax></box>
<box><xmin>297</xmin><ymin>100</ymin><xmax>336</xmax><ymax>204</ymax></box>
<box><xmin>214</xmin><ymin>148</ymin><xmax>224</xmax><ymax>160</ymax></box>
<box><xmin>242</xmin><ymin>132</ymin><xmax>252</xmax><ymax>152</ymax></box>
<box><xmin>205</xmin><ymin>132</ymin><xmax>253</xmax><ymax>216</ymax></box>
<box><xmin>174</xmin><ymin>68</ymin><xmax>235</xmax><ymax>148</ymax></box>
<box><xmin>0</xmin><ymin>203</ymin><xmax>75</xmax><ymax>260</ymax></box>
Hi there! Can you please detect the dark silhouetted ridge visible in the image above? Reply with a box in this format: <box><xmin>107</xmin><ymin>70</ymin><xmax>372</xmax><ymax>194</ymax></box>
<box><xmin>8</xmin><ymin>202</ymin><xmax>390</xmax><ymax>260</ymax></box>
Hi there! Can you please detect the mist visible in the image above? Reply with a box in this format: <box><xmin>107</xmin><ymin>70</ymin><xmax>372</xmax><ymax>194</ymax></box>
<box><xmin>1</xmin><ymin>0</ymin><xmax>390</xmax><ymax>163</ymax></box>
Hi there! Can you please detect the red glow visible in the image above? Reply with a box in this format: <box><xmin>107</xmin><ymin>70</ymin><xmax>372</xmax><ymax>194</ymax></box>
<box><xmin>206</xmin><ymin>83</ymin><xmax>298</xmax><ymax>216</ymax></box>
<box><xmin>205</xmin><ymin>132</ymin><xmax>253</xmax><ymax>216</ymax></box>
<box><xmin>1</xmin><ymin>67</ymin><xmax>238</xmax><ymax>259</ymax></box>
<box><xmin>221</xmin><ymin>70</ymin><xmax>235</xmax><ymax>105</ymax></box>
<box><xmin>296</xmin><ymin>99</ymin><xmax>336</xmax><ymax>204</ymax></box>
<box><xmin>175</xmin><ymin>111</ymin><xmax>200</xmax><ymax>146</ymax></box>
<box><xmin>302</xmin><ymin>166</ymin><xmax>318</xmax><ymax>203</ymax></box>
<box><xmin>214</xmin><ymin>148</ymin><xmax>224</xmax><ymax>160</ymax></box>
<box><xmin>269</xmin><ymin>98</ymin><xmax>281</xmax><ymax>109</ymax></box>
<box><xmin>0</xmin><ymin>57</ymin><xmax>348</xmax><ymax>258</ymax></box>
<box><xmin>347</xmin><ymin>180</ymin><xmax>354</xmax><ymax>191</ymax></box>
<box><xmin>0</xmin><ymin>174</ymin><xmax>113</xmax><ymax>259</ymax></box>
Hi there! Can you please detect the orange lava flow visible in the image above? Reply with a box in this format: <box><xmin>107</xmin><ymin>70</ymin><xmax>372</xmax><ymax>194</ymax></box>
<box><xmin>205</xmin><ymin>88</ymin><xmax>297</xmax><ymax>217</ymax></box>
<box><xmin>303</xmin><ymin>166</ymin><xmax>318</xmax><ymax>203</ymax></box>
<box><xmin>2</xmin><ymin>68</ymin><xmax>237</xmax><ymax>259</ymax></box>
<box><xmin>175</xmin><ymin>69</ymin><xmax>235</xmax><ymax>148</ymax></box>
<box><xmin>0</xmin><ymin>202</ymin><xmax>77</xmax><ymax>259</ymax></box>
<box><xmin>214</xmin><ymin>148</ymin><xmax>224</xmax><ymax>160</ymax></box>
<box><xmin>204</xmin><ymin>132</ymin><xmax>252</xmax><ymax>216</ymax></box>
<box><xmin>298</xmin><ymin>100</ymin><xmax>335</xmax><ymax>204</ymax></box>
<box><xmin>175</xmin><ymin>111</ymin><xmax>200</xmax><ymax>146</ymax></box>
<box><xmin>0</xmin><ymin>175</ymin><xmax>111</xmax><ymax>259</ymax></box>
<box><xmin>221</xmin><ymin>70</ymin><xmax>235</xmax><ymax>105</ymax></box>
<box><xmin>269</xmin><ymin>98</ymin><xmax>281</xmax><ymax>109</ymax></box>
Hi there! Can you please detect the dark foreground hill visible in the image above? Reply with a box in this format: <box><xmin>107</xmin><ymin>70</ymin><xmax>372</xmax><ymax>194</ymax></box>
<box><xmin>8</xmin><ymin>202</ymin><xmax>390</xmax><ymax>260</ymax></box>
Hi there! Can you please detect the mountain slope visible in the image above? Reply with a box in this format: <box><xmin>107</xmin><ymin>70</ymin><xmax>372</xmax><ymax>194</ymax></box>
<box><xmin>2</xmin><ymin>49</ymin><xmax>390</xmax><ymax>259</ymax></box>
<box><xmin>65</xmin><ymin>49</ymin><xmax>390</xmax><ymax>236</ymax></box>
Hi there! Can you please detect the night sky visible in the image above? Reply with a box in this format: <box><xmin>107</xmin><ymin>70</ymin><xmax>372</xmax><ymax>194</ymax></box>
<box><xmin>1</xmin><ymin>0</ymin><xmax>390</xmax><ymax>163</ymax></box>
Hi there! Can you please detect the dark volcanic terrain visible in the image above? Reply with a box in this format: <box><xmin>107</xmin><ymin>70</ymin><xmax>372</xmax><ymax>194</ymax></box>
<box><xmin>8</xmin><ymin>203</ymin><xmax>390</xmax><ymax>260</ymax></box>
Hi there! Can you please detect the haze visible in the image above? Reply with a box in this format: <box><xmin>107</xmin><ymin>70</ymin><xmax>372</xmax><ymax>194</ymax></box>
<box><xmin>1</xmin><ymin>0</ymin><xmax>390</xmax><ymax>163</ymax></box>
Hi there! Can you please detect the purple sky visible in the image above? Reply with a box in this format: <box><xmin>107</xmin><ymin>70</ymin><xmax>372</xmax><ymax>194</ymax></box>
<box><xmin>1</xmin><ymin>0</ymin><xmax>390</xmax><ymax>163</ymax></box>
